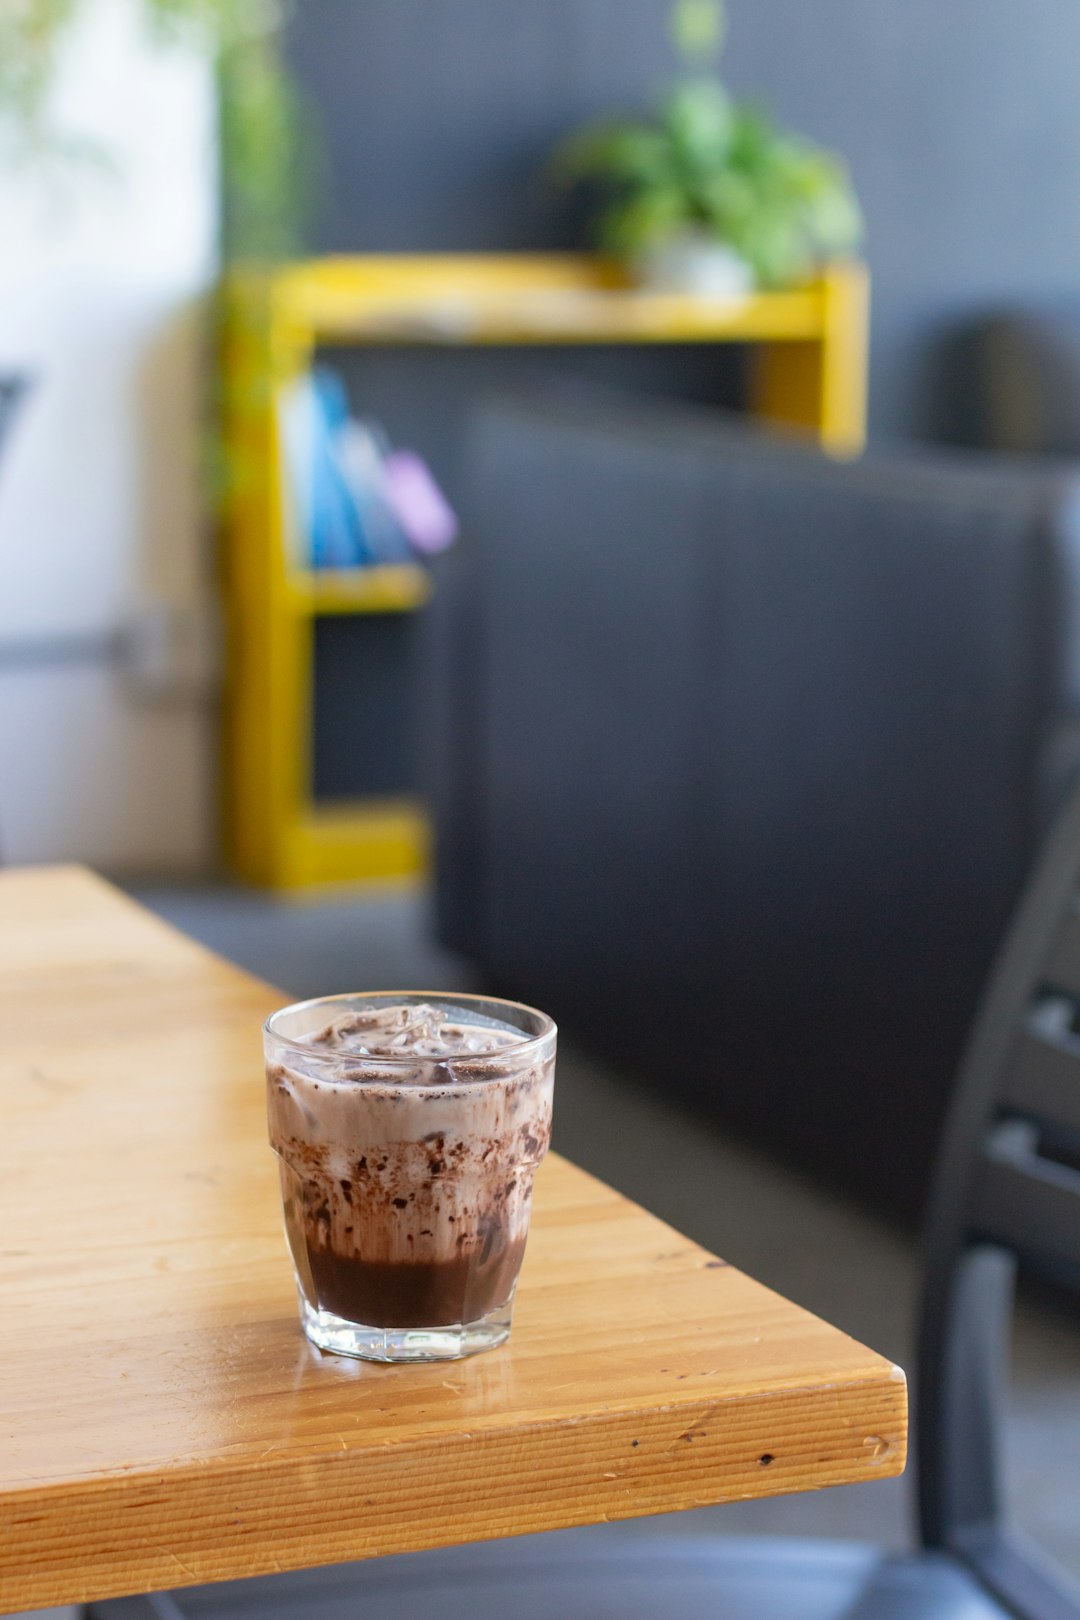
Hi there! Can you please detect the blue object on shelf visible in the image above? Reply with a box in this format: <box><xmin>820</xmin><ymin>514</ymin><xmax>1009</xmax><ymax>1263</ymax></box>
<box><xmin>278</xmin><ymin>364</ymin><xmax>457</xmax><ymax>571</ymax></box>
<box><xmin>308</xmin><ymin>368</ymin><xmax>372</xmax><ymax>568</ymax></box>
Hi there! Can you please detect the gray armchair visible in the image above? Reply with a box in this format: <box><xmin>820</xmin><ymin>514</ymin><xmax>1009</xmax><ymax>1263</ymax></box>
<box><xmin>430</xmin><ymin>389</ymin><xmax>1080</xmax><ymax>1218</ymax></box>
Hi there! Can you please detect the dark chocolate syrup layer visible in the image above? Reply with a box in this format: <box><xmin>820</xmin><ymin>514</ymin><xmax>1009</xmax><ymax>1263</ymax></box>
<box><xmin>306</xmin><ymin>1237</ymin><xmax>527</xmax><ymax>1328</ymax></box>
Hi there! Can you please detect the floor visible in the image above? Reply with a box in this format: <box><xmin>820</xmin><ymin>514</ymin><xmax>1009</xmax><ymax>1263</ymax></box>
<box><xmin>118</xmin><ymin>883</ymin><xmax>1080</xmax><ymax>1581</ymax></box>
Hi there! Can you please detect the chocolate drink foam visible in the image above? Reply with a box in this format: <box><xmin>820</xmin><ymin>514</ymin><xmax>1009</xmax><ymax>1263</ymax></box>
<box><xmin>267</xmin><ymin>1002</ymin><xmax>554</xmax><ymax>1328</ymax></box>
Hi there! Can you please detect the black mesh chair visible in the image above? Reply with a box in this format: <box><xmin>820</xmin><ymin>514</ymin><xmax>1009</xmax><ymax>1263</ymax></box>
<box><xmin>917</xmin><ymin>781</ymin><xmax>1080</xmax><ymax>1620</ymax></box>
<box><xmin>92</xmin><ymin>788</ymin><xmax>1080</xmax><ymax>1618</ymax></box>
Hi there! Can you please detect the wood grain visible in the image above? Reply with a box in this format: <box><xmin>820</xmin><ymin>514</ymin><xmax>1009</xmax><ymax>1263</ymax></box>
<box><xmin>0</xmin><ymin>868</ymin><xmax>907</xmax><ymax>1613</ymax></box>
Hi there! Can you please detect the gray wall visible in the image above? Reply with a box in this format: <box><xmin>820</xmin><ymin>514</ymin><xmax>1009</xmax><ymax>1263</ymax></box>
<box><xmin>287</xmin><ymin>0</ymin><xmax>1080</xmax><ymax>440</ymax></box>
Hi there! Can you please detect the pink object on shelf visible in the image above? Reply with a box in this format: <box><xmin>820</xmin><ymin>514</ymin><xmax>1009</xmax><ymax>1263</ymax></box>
<box><xmin>383</xmin><ymin>450</ymin><xmax>459</xmax><ymax>555</ymax></box>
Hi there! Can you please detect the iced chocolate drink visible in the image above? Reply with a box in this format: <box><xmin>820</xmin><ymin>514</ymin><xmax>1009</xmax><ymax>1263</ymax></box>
<box><xmin>264</xmin><ymin>993</ymin><xmax>556</xmax><ymax>1361</ymax></box>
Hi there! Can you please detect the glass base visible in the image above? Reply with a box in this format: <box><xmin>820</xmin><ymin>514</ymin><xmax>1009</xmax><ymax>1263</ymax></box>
<box><xmin>298</xmin><ymin>1292</ymin><xmax>514</xmax><ymax>1362</ymax></box>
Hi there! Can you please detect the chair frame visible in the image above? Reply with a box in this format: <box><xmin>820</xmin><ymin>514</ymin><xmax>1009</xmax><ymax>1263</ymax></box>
<box><xmin>918</xmin><ymin>785</ymin><xmax>1080</xmax><ymax>1619</ymax></box>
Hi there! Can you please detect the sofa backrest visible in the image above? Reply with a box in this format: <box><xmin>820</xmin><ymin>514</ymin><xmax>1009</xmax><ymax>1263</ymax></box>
<box><xmin>436</xmin><ymin>390</ymin><xmax>1080</xmax><ymax>1215</ymax></box>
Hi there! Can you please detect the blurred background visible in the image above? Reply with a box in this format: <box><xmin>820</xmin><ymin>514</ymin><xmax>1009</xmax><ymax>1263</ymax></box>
<box><xmin>2</xmin><ymin>0</ymin><xmax>1079</xmax><ymax>1582</ymax></box>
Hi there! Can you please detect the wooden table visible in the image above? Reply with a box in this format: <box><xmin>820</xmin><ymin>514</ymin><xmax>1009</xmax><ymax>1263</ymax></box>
<box><xmin>0</xmin><ymin>868</ymin><xmax>907</xmax><ymax>1614</ymax></box>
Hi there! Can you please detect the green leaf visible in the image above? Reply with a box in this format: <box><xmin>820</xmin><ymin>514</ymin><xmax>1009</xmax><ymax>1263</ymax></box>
<box><xmin>697</xmin><ymin>168</ymin><xmax>755</xmax><ymax>231</ymax></box>
<box><xmin>598</xmin><ymin>186</ymin><xmax>687</xmax><ymax>256</ymax></box>
<box><xmin>790</xmin><ymin>151</ymin><xmax>863</xmax><ymax>250</ymax></box>
<box><xmin>661</xmin><ymin>78</ymin><xmax>734</xmax><ymax>174</ymax></box>
<box><xmin>550</xmin><ymin>121</ymin><xmax>675</xmax><ymax>190</ymax></box>
<box><xmin>670</xmin><ymin>0</ymin><xmax>726</xmax><ymax>66</ymax></box>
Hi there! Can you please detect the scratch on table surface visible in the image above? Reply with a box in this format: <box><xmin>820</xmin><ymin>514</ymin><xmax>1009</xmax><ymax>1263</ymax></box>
<box><xmin>147</xmin><ymin>1544</ymin><xmax>198</xmax><ymax>1582</ymax></box>
<box><xmin>670</xmin><ymin>1428</ymin><xmax>709</xmax><ymax>1450</ymax></box>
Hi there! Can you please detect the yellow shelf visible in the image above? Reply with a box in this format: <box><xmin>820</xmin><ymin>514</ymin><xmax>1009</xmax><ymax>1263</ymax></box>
<box><xmin>270</xmin><ymin>254</ymin><xmax>827</xmax><ymax>346</ymax></box>
<box><xmin>277</xmin><ymin>798</ymin><xmax>430</xmax><ymax>890</ymax></box>
<box><xmin>222</xmin><ymin>252</ymin><xmax>869</xmax><ymax>891</ymax></box>
<box><xmin>284</xmin><ymin>564</ymin><xmax>432</xmax><ymax>616</ymax></box>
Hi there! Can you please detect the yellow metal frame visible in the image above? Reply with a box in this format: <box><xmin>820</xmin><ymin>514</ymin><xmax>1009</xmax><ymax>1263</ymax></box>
<box><xmin>221</xmin><ymin>253</ymin><xmax>869</xmax><ymax>890</ymax></box>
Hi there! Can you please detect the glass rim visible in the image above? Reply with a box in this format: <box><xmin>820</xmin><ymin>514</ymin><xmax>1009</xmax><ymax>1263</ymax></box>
<box><xmin>264</xmin><ymin>989</ymin><xmax>557</xmax><ymax>1076</ymax></box>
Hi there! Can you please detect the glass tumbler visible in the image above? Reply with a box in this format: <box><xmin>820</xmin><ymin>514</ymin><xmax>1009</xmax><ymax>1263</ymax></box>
<box><xmin>264</xmin><ymin>992</ymin><xmax>556</xmax><ymax>1362</ymax></box>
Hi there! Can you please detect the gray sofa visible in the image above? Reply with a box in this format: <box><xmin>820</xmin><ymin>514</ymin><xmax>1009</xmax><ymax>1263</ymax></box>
<box><xmin>429</xmin><ymin>390</ymin><xmax>1080</xmax><ymax>1218</ymax></box>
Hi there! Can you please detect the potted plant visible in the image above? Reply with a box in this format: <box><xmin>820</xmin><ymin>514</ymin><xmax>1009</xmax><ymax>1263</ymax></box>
<box><xmin>552</xmin><ymin>0</ymin><xmax>862</xmax><ymax>295</ymax></box>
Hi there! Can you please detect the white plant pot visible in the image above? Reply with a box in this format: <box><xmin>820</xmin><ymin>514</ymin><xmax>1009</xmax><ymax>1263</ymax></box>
<box><xmin>636</xmin><ymin>232</ymin><xmax>754</xmax><ymax>299</ymax></box>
